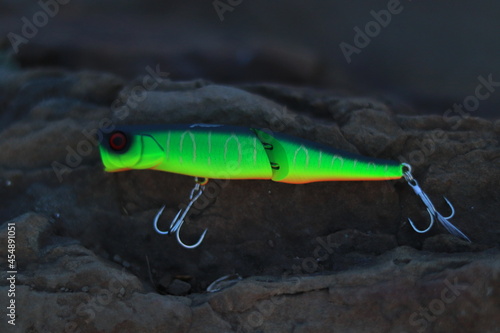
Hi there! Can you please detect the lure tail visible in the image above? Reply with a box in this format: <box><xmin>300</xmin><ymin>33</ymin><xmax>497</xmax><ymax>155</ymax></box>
<box><xmin>251</xmin><ymin>128</ymin><xmax>404</xmax><ymax>184</ymax></box>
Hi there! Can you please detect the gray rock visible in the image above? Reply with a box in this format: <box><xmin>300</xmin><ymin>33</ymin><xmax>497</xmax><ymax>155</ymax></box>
<box><xmin>166</xmin><ymin>279</ymin><xmax>192</xmax><ymax>296</ymax></box>
<box><xmin>0</xmin><ymin>68</ymin><xmax>498</xmax><ymax>332</ymax></box>
<box><xmin>0</xmin><ymin>212</ymin><xmax>51</xmax><ymax>263</ymax></box>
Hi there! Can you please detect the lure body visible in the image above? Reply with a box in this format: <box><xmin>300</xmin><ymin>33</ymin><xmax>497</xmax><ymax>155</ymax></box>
<box><xmin>99</xmin><ymin>124</ymin><xmax>403</xmax><ymax>184</ymax></box>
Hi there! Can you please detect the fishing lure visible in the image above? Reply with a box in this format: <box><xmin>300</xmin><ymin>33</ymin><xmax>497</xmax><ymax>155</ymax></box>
<box><xmin>99</xmin><ymin>123</ymin><xmax>470</xmax><ymax>248</ymax></box>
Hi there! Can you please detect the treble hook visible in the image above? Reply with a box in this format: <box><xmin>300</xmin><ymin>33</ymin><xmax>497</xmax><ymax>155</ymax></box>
<box><xmin>153</xmin><ymin>177</ymin><xmax>209</xmax><ymax>249</ymax></box>
<box><xmin>402</xmin><ymin>163</ymin><xmax>470</xmax><ymax>242</ymax></box>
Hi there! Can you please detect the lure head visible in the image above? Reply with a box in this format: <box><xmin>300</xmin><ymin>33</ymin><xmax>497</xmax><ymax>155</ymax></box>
<box><xmin>99</xmin><ymin>128</ymin><xmax>165</xmax><ymax>172</ymax></box>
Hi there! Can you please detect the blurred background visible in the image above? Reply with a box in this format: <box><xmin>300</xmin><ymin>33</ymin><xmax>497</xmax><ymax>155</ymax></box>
<box><xmin>1</xmin><ymin>0</ymin><xmax>499</xmax><ymax>117</ymax></box>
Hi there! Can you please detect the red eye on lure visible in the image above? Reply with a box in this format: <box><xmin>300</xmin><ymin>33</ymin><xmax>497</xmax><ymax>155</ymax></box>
<box><xmin>109</xmin><ymin>131</ymin><xmax>127</xmax><ymax>151</ymax></box>
<box><xmin>98</xmin><ymin>124</ymin><xmax>471</xmax><ymax>248</ymax></box>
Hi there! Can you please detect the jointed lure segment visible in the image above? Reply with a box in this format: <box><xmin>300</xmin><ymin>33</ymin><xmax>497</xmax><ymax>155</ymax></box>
<box><xmin>99</xmin><ymin>123</ymin><xmax>470</xmax><ymax>248</ymax></box>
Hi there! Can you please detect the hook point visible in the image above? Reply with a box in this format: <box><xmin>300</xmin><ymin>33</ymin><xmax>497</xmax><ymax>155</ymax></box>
<box><xmin>153</xmin><ymin>205</ymin><xmax>171</xmax><ymax>235</ymax></box>
<box><xmin>408</xmin><ymin>207</ymin><xmax>434</xmax><ymax>234</ymax></box>
<box><xmin>177</xmin><ymin>228</ymin><xmax>208</xmax><ymax>249</ymax></box>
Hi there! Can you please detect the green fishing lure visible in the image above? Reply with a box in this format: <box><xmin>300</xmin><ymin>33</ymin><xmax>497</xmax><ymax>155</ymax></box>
<box><xmin>99</xmin><ymin>123</ymin><xmax>470</xmax><ymax>248</ymax></box>
<box><xmin>99</xmin><ymin>124</ymin><xmax>403</xmax><ymax>183</ymax></box>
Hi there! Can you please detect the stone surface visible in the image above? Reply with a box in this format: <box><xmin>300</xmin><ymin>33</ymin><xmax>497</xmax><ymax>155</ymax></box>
<box><xmin>167</xmin><ymin>279</ymin><xmax>192</xmax><ymax>296</ymax></box>
<box><xmin>0</xmin><ymin>64</ymin><xmax>498</xmax><ymax>332</ymax></box>
<box><xmin>0</xmin><ymin>212</ymin><xmax>51</xmax><ymax>263</ymax></box>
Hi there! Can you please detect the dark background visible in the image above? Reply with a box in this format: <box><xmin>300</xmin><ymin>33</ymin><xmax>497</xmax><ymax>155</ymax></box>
<box><xmin>0</xmin><ymin>4</ymin><xmax>499</xmax><ymax>331</ymax></box>
<box><xmin>1</xmin><ymin>0</ymin><xmax>499</xmax><ymax>118</ymax></box>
